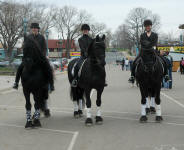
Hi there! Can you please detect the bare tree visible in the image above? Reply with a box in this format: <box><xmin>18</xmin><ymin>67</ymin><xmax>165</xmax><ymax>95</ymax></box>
<box><xmin>0</xmin><ymin>1</ymin><xmax>28</xmax><ymax>59</ymax></box>
<box><xmin>125</xmin><ymin>7</ymin><xmax>161</xmax><ymax>47</ymax></box>
<box><xmin>54</xmin><ymin>6</ymin><xmax>91</xmax><ymax>58</ymax></box>
<box><xmin>27</xmin><ymin>3</ymin><xmax>57</xmax><ymax>35</ymax></box>
<box><xmin>90</xmin><ymin>22</ymin><xmax>107</xmax><ymax>38</ymax></box>
<box><xmin>0</xmin><ymin>0</ymin><xmax>57</xmax><ymax>59</ymax></box>
<box><xmin>104</xmin><ymin>29</ymin><xmax>112</xmax><ymax>48</ymax></box>
<box><xmin>112</xmin><ymin>24</ymin><xmax>133</xmax><ymax>50</ymax></box>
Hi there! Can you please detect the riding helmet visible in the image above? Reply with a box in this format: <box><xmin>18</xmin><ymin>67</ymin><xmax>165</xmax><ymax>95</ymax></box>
<box><xmin>30</xmin><ymin>23</ymin><xmax>40</xmax><ymax>29</ymax></box>
<box><xmin>144</xmin><ymin>19</ymin><xmax>152</xmax><ymax>27</ymax></box>
<box><xmin>81</xmin><ymin>24</ymin><xmax>90</xmax><ymax>31</ymax></box>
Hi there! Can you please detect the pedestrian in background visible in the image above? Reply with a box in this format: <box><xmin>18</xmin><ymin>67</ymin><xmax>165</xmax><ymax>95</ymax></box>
<box><xmin>125</xmin><ymin>58</ymin><xmax>129</xmax><ymax>71</ymax></box>
<box><xmin>121</xmin><ymin>58</ymin><xmax>125</xmax><ymax>71</ymax></box>
<box><xmin>129</xmin><ymin>58</ymin><xmax>133</xmax><ymax>73</ymax></box>
<box><xmin>165</xmin><ymin>51</ymin><xmax>173</xmax><ymax>89</ymax></box>
<box><xmin>180</xmin><ymin>57</ymin><xmax>184</xmax><ymax>74</ymax></box>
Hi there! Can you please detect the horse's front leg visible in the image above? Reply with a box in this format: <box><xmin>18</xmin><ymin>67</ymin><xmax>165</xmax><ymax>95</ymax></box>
<box><xmin>95</xmin><ymin>88</ymin><xmax>104</xmax><ymax>125</ymax></box>
<box><xmin>32</xmin><ymin>91</ymin><xmax>42</xmax><ymax>127</ymax></box>
<box><xmin>139</xmin><ymin>84</ymin><xmax>148</xmax><ymax>123</ymax></box>
<box><xmin>23</xmin><ymin>89</ymin><xmax>32</xmax><ymax>128</ymax></box>
<box><xmin>155</xmin><ymin>85</ymin><xmax>163</xmax><ymax>122</ymax></box>
<box><xmin>150</xmin><ymin>88</ymin><xmax>156</xmax><ymax>114</ymax></box>
<box><xmin>85</xmin><ymin>88</ymin><xmax>93</xmax><ymax>126</ymax></box>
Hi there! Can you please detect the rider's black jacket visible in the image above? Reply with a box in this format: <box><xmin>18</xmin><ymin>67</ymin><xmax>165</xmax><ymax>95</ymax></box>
<box><xmin>78</xmin><ymin>34</ymin><xmax>93</xmax><ymax>58</ymax></box>
<box><xmin>140</xmin><ymin>32</ymin><xmax>158</xmax><ymax>49</ymax></box>
<box><xmin>140</xmin><ymin>32</ymin><xmax>158</xmax><ymax>62</ymax></box>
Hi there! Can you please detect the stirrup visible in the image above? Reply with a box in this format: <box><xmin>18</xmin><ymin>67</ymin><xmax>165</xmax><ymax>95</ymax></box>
<box><xmin>128</xmin><ymin>76</ymin><xmax>135</xmax><ymax>83</ymax></box>
<box><xmin>164</xmin><ymin>75</ymin><xmax>169</xmax><ymax>82</ymax></box>
<box><xmin>71</xmin><ymin>80</ymin><xmax>78</xmax><ymax>87</ymax></box>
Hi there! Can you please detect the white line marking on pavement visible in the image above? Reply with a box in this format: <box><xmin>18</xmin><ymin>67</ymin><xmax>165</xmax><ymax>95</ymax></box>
<box><xmin>0</xmin><ymin>122</ymin><xmax>76</xmax><ymax>134</ymax></box>
<box><xmin>67</xmin><ymin>131</ymin><xmax>79</xmax><ymax>150</ymax></box>
<box><xmin>161</xmin><ymin>92</ymin><xmax>184</xmax><ymax>109</ymax></box>
<box><xmin>0</xmin><ymin>122</ymin><xmax>79</xmax><ymax>150</ymax></box>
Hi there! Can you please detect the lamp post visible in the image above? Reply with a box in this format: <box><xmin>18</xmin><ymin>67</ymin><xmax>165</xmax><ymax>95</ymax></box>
<box><xmin>23</xmin><ymin>18</ymin><xmax>28</xmax><ymax>35</ymax></box>
<box><xmin>132</xmin><ymin>24</ymin><xmax>142</xmax><ymax>56</ymax></box>
<box><xmin>59</xmin><ymin>38</ymin><xmax>63</xmax><ymax>72</ymax></box>
<box><xmin>45</xmin><ymin>29</ymin><xmax>49</xmax><ymax>57</ymax></box>
<box><xmin>179</xmin><ymin>24</ymin><xmax>184</xmax><ymax>46</ymax></box>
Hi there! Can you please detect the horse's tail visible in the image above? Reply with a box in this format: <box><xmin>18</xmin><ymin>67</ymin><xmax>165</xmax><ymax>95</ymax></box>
<box><xmin>70</xmin><ymin>86</ymin><xmax>85</xmax><ymax>108</ymax></box>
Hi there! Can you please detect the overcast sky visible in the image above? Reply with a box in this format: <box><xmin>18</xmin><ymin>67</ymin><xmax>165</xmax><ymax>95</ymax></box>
<box><xmin>18</xmin><ymin>0</ymin><xmax>183</xmax><ymax>38</ymax></box>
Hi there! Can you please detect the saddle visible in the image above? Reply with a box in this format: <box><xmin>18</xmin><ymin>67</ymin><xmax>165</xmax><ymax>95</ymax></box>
<box><xmin>72</xmin><ymin>58</ymin><xmax>87</xmax><ymax>78</ymax></box>
<box><xmin>135</xmin><ymin>56</ymin><xmax>157</xmax><ymax>74</ymax></box>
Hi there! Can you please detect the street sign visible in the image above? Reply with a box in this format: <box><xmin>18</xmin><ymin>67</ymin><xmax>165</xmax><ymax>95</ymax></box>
<box><xmin>70</xmin><ymin>52</ymin><xmax>81</xmax><ymax>57</ymax></box>
<box><xmin>158</xmin><ymin>46</ymin><xmax>184</xmax><ymax>53</ymax></box>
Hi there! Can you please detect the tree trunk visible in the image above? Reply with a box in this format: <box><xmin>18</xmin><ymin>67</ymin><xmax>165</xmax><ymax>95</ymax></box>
<box><xmin>66</xmin><ymin>38</ymin><xmax>71</xmax><ymax>59</ymax></box>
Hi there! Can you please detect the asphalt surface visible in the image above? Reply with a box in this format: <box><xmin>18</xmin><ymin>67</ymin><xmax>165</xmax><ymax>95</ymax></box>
<box><xmin>0</xmin><ymin>64</ymin><xmax>184</xmax><ymax>150</ymax></box>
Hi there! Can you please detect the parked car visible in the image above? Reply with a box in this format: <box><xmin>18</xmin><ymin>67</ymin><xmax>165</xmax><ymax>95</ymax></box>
<box><xmin>11</xmin><ymin>59</ymin><xmax>22</xmax><ymax>67</ymax></box>
<box><xmin>0</xmin><ymin>60</ymin><xmax>10</xmax><ymax>67</ymax></box>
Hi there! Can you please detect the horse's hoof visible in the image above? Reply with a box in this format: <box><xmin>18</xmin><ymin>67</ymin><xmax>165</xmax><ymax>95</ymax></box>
<box><xmin>155</xmin><ymin>116</ymin><xmax>163</xmax><ymax>122</ymax></box>
<box><xmin>74</xmin><ymin>111</ymin><xmax>79</xmax><ymax>118</ymax></box>
<box><xmin>33</xmin><ymin>119</ymin><xmax>42</xmax><ymax>128</ymax></box>
<box><xmin>25</xmin><ymin>120</ymin><xmax>33</xmax><ymax>129</ymax></box>
<box><xmin>78</xmin><ymin>110</ymin><xmax>83</xmax><ymax>117</ymax></box>
<box><xmin>85</xmin><ymin>118</ymin><xmax>93</xmax><ymax>126</ymax></box>
<box><xmin>150</xmin><ymin>107</ymin><xmax>156</xmax><ymax>114</ymax></box>
<box><xmin>146</xmin><ymin>108</ymin><xmax>150</xmax><ymax>115</ymax></box>
<box><xmin>44</xmin><ymin>109</ymin><xmax>51</xmax><ymax>118</ymax></box>
<box><xmin>95</xmin><ymin>116</ymin><xmax>103</xmax><ymax>125</ymax></box>
<box><xmin>139</xmin><ymin>116</ymin><xmax>148</xmax><ymax>123</ymax></box>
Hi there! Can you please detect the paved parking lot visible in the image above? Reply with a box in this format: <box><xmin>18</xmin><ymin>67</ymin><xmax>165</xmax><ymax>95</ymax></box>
<box><xmin>0</xmin><ymin>65</ymin><xmax>184</xmax><ymax>150</ymax></box>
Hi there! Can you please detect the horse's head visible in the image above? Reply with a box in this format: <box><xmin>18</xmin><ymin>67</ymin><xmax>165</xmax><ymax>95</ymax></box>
<box><xmin>89</xmin><ymin>34</ymin><xmax>106</xmax><ymax>66</ymax></box>
<box><xmin>23</xmin><ymin>35</ymin><xmax>43</xmax><ymax>70</ymax></box>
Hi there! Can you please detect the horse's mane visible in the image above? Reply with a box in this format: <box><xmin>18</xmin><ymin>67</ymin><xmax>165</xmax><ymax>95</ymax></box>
<box><xmin>88</xmin><ymin>35</ymin><xmax>106</xmax><ymax>58</ymax></box>
<box><xmin>24</xmin><ymin>36</ymin><xmax>46</xmax><ymax>64</ymax></box>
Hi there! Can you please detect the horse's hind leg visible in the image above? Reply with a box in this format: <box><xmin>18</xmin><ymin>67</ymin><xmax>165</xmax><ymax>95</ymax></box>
<box><xmin>32</xmin><ymin>91</ymin><xmax>41</xmax><ymax>127</ymax></box>
<box><xmin>150</xmin><ymin>88</ymin><xmax>156</xmax><ymax>114</ymax></box>
<box><xmin>72</xmin><ymin>87</ymin><xmax>80</xmax><ymax>118</ymax></box>
<box><xmin>95</xmin><ymin>88</ymin><xmax>104</xmax><ymax>125</ymax></box>
<box><xmin>139</xmin><ymin>84</ymin><xmax>148</xmax><ymax>123</ymax></box>
<box><xmin>23</xmin><ymin>89</ymin><xmax>32</xmax><ymax>128</ymax></box>
<box><xmin>155</xmin><ymin>86</ymin><xmax>163</xmax><ymax>122</ymax></box>
<box><xmin>85</xmin><ymin>88</ymin><xmax>93</xmax><ymax>126</ymax></box>
<box><xmin>77</xmin><ymin>88</ymin><xmax>84</xmax><ymax>117</ymax></box>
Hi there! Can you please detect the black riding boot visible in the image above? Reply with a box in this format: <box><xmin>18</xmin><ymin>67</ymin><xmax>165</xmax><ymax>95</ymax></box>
<box><xmin>13</xmin><ymin>63</ymin><xmax>24</xmax><ymax>89</ymax></box>
<box><xmin>128</xmin><ymin>64</ymin><xmax>135</xmax><ymax>83</ymax></box>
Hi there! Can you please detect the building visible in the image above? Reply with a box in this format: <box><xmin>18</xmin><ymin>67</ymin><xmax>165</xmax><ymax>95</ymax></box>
<box><xmin>48</xmin><ymin>39</ymin><xmax>76</xmax><ymax>58</ymax></box>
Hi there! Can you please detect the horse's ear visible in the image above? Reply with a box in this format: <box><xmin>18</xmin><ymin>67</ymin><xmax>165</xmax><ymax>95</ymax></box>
<box><xmin>96</xmin><ymin>35</ymin><xmax>100</xmax><ymax>41</ymax></box>
<box><xmin>102</xmin><ymin>34</ymin><xmax>106</xmax><ymax>41</ymax></box>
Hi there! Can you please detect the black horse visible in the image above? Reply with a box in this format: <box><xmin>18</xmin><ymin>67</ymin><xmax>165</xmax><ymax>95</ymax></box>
<box><xmin>135</xmin><ymin>52</ymin><xmax>164</xmax><ymax>123</ymax></box>
<box><xmin>68</xmin><ymin>35</ymin><xmax>106</xmax><ymax>126</ymax></box>
<box><xmin>21</xmin><ymin>36</ymin><xmax>51</xmax><ymax>128</ymax></box>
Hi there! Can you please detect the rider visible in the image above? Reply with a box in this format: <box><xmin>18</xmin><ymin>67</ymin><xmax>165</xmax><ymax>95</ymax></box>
<box><xmin>71</xmin><ymin>24</ymin><xmax>93</xmax><ymax>87</ymax></box>
<box><xmin>128</xmin><ymin>19</ymin><xmax>169</xmax><ymax>83</ymax></box>
<box><xmin>13</xmin><ymin>22</ymin><xmax>55</xmax><ymax>91</ymax></box>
